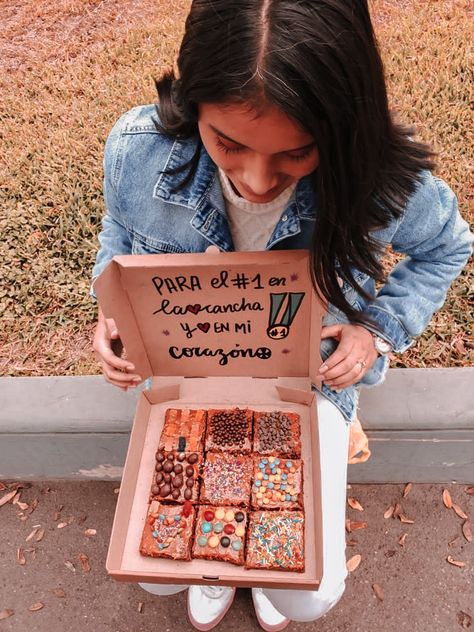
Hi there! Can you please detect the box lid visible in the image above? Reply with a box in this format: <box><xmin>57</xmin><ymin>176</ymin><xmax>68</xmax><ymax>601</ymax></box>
<box><xmin>94</xmin><ymin>249</ymin><xmax>324</xmax><ymax>383</ymax></box>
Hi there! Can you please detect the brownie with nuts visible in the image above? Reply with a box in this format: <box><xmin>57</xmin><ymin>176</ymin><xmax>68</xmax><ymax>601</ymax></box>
<box><xmin>140</xmin><ymin>500</ymin><xmax>195</xmax><ymax>560</ymax></box>
<box><xmin>192</xmin><ymin>505</ymin><xmax>247</xmax><ymax>565</ymax></box>
<box><xmin>151</xmin><ymin>450</ymin><xmax>201</xmax><ymax>503</ymax></box>
<box><xmin>205</xmin><ymin>408</ymin><xmax>253</xmax><ymax>454</ymax></box>
<box><xmin>251</xmin><ymin>456</ymin><xmax>303</xmax><ymax>510</ymax></box>
<box><xmin>200</xmin><ymin>452</ymin><xmax>253</xmax><ymax>507</ymax></box>
<box><xmin>253</xmin><ymin>410</ymin><xmax>301</xmax><ymax>457</ymax></box>
<box><xmin>159</xmin><ymin>408</ymin><xmax>207</xmax><ymax>453</ymax></box>
<box><xmin>245</xmin><ymin>511</ymin><xmax>305</xmax><ymax>572</ymax></box>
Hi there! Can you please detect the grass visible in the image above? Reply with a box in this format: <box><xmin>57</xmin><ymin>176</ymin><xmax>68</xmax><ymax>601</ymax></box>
<box><xmin>0</xmin><ymin>0</ymin><xmax>472</xmax><ymax>377</ymax></box>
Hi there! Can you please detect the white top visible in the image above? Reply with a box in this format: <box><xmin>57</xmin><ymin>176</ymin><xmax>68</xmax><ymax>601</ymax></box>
<box><xmin>218</xmin><ymin>169</ymin><xmax>297</xmax><ymax>251</ymax></box>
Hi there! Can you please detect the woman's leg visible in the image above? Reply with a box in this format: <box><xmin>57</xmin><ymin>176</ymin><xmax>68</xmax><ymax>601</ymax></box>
<box><xmin>260</xmin><ymin>393</ymin><xmax>350</xmax><ymax>622</ymax></box>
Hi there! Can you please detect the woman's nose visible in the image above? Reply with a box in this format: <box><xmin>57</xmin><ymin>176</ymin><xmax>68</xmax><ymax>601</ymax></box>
<box><xmin>241</xmin><ymin>155</ymin><xmax>278</xmax><ymax>195</ymax></box>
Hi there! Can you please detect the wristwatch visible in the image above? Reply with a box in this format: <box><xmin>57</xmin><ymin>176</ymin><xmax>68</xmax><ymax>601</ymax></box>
<box><xmin>372</xmin><ymin>334</ymin><xmax>393</xmax><ymax>356</ymax></box>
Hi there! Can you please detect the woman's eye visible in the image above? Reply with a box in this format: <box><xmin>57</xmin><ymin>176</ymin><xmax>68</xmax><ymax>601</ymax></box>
<box><xmin>215</xmin><ymin>136</ymin><xmax>245</xmax><ymax>154</ymax></box>
<box><xmin>286</xmin><ymin>148</ymin><xmax>315</xmax><ymax>162</ymax></box>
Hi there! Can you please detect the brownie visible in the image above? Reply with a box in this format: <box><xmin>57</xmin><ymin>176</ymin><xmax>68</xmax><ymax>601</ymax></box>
<box><xmin>200</xmin><ymin>452</ymin><xmax>253</xmax><ymax>507</ymax></box>
<box><xmin>140</xmin><ymin>500</ymin><xmax>195</xmax><ymax>560</ymax></box>
<box><xmin>192</xmin><ymin>505</ymin><xmax>247</xmax><ymax>565</ymax></box>
<box><xmin>205</xmin><ymin>408</ymin><xmax>253</xmax><ymax>454</ymax></box>
<box><xmin>253</xmin><ymin>411</ymin><xmax>301</xmax><ymax>457</ymax></box>
<box><xmin>245</xmin><ymin>511</ymin><xmax>305</xmax><ymax>572</ymax></box>
<box><xmin>159</xmin><ymin>408</ymin><xmax>207</xmax><ymax>453</ymax></box>
<box><xmin>151</xmin><ymin>450</ymin><xmax>201</xmax><ymax>503</ymax></box>
<box><xmin>251</xmin><ymin>456</ymin><xmax>303</xmax><ymax>510</ymax></box>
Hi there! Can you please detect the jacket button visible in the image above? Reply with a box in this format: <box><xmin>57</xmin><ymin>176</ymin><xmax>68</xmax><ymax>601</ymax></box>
<box><xmin>282</xmin><ymin>215</ymin><xmax>288</xmax><ymax>222</ymax></box>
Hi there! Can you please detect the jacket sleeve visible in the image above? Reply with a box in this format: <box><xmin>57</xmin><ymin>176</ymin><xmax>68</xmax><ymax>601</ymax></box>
<box><xmin>360</xmin><ymin>172</ymin><xmax>473</xmax><ymax>352</ymax></box>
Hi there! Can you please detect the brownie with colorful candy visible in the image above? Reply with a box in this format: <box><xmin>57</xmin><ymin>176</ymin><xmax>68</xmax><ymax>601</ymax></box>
<box><xmin>151</xmin><ymin>450</ymin><xmax>201</xmax><ymax>503</ymax></box>
<box><xmin>205</xmin><ymin>408</ymin><xmax>253</xmax><ymax>454</ymax></box>
<box><xmin>253</xmin><ymin>410</ymin><xmax>301</xmax><ymax>457</ymax></box>
<box><xmin>140</xmin><ymin>500</ymin><xmax>195</xmax><ymax>560</ymax></box>
<box><xmin>251</xmin><ymin>456</ymin><xmax>303</xmax><ymax>510</ymax></box>
<box><xmin>245</xmin><ymin>511</ymin><xmax>305</xmax><ymax>572</ymax></box>
<box><xmin>159</xmin><ymin>408</ymin><xmax>207</xmax><ymax>453</ymax></box>
<box><xmin>192</xmin><ymin>506</ymin><xmax>247</xmax><ymax>565</ymax></box>
<box><xmin>200</xmin><ymin>452</ymin><xmax>253</xmax><ymax>507</ymax></box>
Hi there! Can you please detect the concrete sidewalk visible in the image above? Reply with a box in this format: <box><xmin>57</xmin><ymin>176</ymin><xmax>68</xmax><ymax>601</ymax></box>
<box><xmin>1</xmin><ymin>481</ymin><xmax>473</xmax><ymax>632</ymax></box>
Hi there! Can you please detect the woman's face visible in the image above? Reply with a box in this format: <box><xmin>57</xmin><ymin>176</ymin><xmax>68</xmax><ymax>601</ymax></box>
<box><xmin>198</xmin><ymin>102</ymin><xmax>319</xmax><ymax>204</ymax></box>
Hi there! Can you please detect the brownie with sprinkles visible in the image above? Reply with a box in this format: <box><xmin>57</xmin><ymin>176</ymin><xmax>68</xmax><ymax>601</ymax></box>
<box><xmin>140</xmin><ymin>500</ymin><xmax>195</xmax><ymax>560</ymax></box>
<box><xmin>251</xmin><ymin>456</ymin><xmax>303</xmax><ymax>510</ymax></box>
<box><xmin>159</xmin><ymin>408</ymin><xmax>207</xmax><ymax>453</ymax></box>
<box><xmin>245</xmin><ymin>511</ymin><xmax>305</xmax><ymax>572</ymax></box>
<box><xmin>205</xmin><ymin>408</ymin><xmax>253</xmax><ymax>454</ymax></box>
<box><xmin>253</xmin><ymin>411</ymin><xmax>301</xmax><ymax>457</ymax></box>
<box><xmin>200</xmin><ymin>452</ymin><xmax>253</xmax><ymax>507</ymax></box>
<box><xmin>192</xmin><ymin>506</ymin><xmax>247</xmax><ymax>565</ymax></box>
<box><xmin>151</xmin><ymin>450</ymin><xmax>201</xmax><ymax>503</ymax></box>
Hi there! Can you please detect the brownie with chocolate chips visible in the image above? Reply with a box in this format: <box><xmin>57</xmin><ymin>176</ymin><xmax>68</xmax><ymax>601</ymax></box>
<box><xmin>151</xmin><ymin>450</ymin><xmax>201</xmax><ymax>503</ymax></box>
<box><xmin>159</xmin><ymin>408</ymin><xmax>207</xmax><ymax>453</ymax></box>
<box><xmin>251</xmin><ymin>456</ymin><xmax>303</xmax><ymax>510</ymax></box>
<box><xmin>205</xmin><ymin>408</ymin><xmax>253</xmax><ymax>454</ymax></box>
<box><xmin>192</xmin><ymin>505</ymin><xmax>247</xmax><ymax>565</ymax></box>
<box><xmin>253</xmin><ymin>410</ymin><xmax>301</xmax><ymax>457</ymax></box>
<box><xmin>140</xmin><ymin>500</ymin><xmax>195</xmax><ymax>560</ymax></box>
<box><xmin>200</xmin><ymin>452</ymin><xmax>253</xmax><ymax>507</ymax></box>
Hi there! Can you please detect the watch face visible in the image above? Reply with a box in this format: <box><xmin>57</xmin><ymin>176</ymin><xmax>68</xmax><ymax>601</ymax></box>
<box><xmin>375</xmin><ymin>336</ymin><xmax>392</xmax><ymax>354</ymax></box>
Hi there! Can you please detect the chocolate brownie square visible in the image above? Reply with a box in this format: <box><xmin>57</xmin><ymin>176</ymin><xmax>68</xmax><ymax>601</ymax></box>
<box><xmin>200</xmin><ymin>452</ymin><xmax>252</xmax><ymax>507</ymax></box>
<box><xmin>159</xmin><ymin>408</ymin><xmax>207</xmax><ymax>453</ymax></box>
<box><xmin>253</xmin><ymin>411</ymin><xmax>301</xmax><ymax>457</ymax></box>
<box><xmin>251</xmin><ymin>456</ymin><xmax>303</xmax><ymax>510</ymax></box>
<box><xmin>205</xmin><ymin>408</ymin><xmax>253</xmax><ymax>454</ymax></box>
<box><xmin>151</xmin><ymin>450</ymin><xmax>201</xmax><ymax>503</ymax></box>
<box><xmin>140</xmin><ymin>500</ymin><xmax>195</xmax><ymax>560</ymax></box>
<box><xmin>245</xmin><ymin>511</ymin><xmax>305</xmax><ymax>572</ymax></box>
<box><xmin>192</xmin><ymin>505</ymin><xmax>247</xmax><ymax>565</ymax></box>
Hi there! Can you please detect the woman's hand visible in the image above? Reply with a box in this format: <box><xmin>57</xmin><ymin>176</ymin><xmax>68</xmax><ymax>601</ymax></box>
<box><xmin>93</xmin><ymin>308</ymin><xmax>142</xmax><ymax>391</ymax></box>
<box><xmin>318</xmin><ymin>323</ymin><xmax>379</xmax><ymax>391</ymax></box>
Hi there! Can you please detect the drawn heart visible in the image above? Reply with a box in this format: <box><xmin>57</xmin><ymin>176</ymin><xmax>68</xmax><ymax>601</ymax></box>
<box><xmin>197</xmin><ymin>322</ymin><xmax>210</xmax><ymax>333</ymax></box>
<box><xmin>186</xmin><ymin>304</ymin><xmax>201</xmax><ymax>315</ymax></box>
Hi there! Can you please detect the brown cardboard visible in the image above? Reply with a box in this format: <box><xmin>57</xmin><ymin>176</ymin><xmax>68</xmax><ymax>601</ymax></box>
<box><xmin>96</xmin><ymin>250</ymin><xmax>324</xmax><ymax>589</ymax></box>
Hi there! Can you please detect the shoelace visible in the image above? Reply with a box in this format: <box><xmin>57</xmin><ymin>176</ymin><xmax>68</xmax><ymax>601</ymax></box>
<box><xmin>201</xmin><ymin>585</ymin><xmax>230</xmax><ymax>599</ymax></box>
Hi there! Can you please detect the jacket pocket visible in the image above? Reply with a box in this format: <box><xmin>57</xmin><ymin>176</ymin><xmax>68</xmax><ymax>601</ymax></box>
<box><xmin>131</xmin><ymin>233</ymin><xmax>186</xmax><ymax>255</ymax></box>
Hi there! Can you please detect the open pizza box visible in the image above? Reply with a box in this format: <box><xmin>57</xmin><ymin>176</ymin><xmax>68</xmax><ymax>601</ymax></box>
<box><xmin>94</xmin><ymin>248</ymin><xmax>325</xmax><ymax>589</ymax></box>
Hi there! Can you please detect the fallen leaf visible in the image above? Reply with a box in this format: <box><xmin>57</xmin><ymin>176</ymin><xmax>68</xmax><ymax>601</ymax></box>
<box><xmin>64</xmin><ymin>561</ymin><xmax>76</xmax><ymax>573</ymax></box>
<box><xmin>84</xmin><ymin>528</ymin><xmax>97</xmax><ymax>537</ymax></box>
<box><xmin>138</xmin><ymin>602</ymin><xmax>144</xmax><ymax>613</ymax></box>
<box><xmin>36</xmin><ymin>528</ymin><xmax>45</xmax><ymax>542</ymax></box>
<box><xmin>447</xmin><ymin>555</ymin><xmax>465</xmax><ymax>568</ymax></box>
<box><xmin>0</xmin><ymin>490</ymin><xmax>18</xmax><ymax>507</ymax></box>
<box><xmin>16</xmin><ymin>548</ymin><xmax>26</xmax><ymax>565</ymax></box>
<box><xmin>78</xmin><ymin>514</ymin><xmax>88</xmax><ymax>525</ymax></box>
<box><xmin>0</xmin><ymin>482</ymin><xmax>7</xmax><ymax>491</ymax></box>
<box><xmin>399</xmin><ymin>533</ymin><xmax>408</xmax><ymax>546</ymax></box>
<box><xmin>384</xmin><ymin>550</ymin><xmax>396</xmax><ymax>558</ymax></box>
<box><xmin>399</xmin><ymin>514</ymin><xmax>415</xmax><ymax>524</ymax></box>
<box><xmin>28</xmin><ymin>602</ymin><xmax>44</xmax><ymax>612</ymax></box>
<box><xmin>372</xmin><ymin>583</ymin><xmax>384</xmax><ymax>601</ymax></box>
<box><xmin>457</xmin><ymin>610</ymin><xmax>472</xmax><ymax>628</ymax></box>
<box><xmin>393</xmin><ymin>502</ymin><xmax>402</xmax><ymax>518</ymax></box>
<box><xmin>27</xmin><ymin>499</ymin><xmax>38</xmax><ymax>514</ymax></box>
<box><xmin>346</xmin><ymin>554</ymin><xmax>362</xmax><ymax>572</ymax></box>
<box><xmin>52</xmin><ymin>588</ymin><xmax>66</xmax><ymax>598</ymax></box>
<box><xmin>449</xmin><ymin>535</ymin><xmax>460</xmax><ymax>548</ymax></box>
<box><xmin>465</xmin><ymin>487</ymin><xmax>474</xmax><ymax>496</ymax></box>
<box><xmin>462</xmin><ymin>521</ymin><xmax>473</xmax><ymax>543</ymax></box>
<box><xmin>12</xmin><ymin>492</ymin><xmax>21</xmax><ymax>504</ymax></box>
<box><xmin>19</xmin><ymin>515</ymin><xmax>29</xmax><ymax>522</ymax></box>
<box><xmin>346</xmin><ymin>538</ymin><xmax>358</xmax><ymax>547</ymax></box>
<box><xmin>348</xmin><ymin>497</ymin><xmax>364</xmax><ymax>511</ymax></box>
<box><xmin>24</xmin><ymin>548</ymin><xmax>36</xmax><ymax>560</ymax></box>
<box><xmin>78</xmin><ymin>553</ymin><xmax>91</xmax><ymax>572</ymax></box>
<box><xmin>57</xmin><ymin>522</ymin><xmax>69</xmax><ymax>529</ymax></box>
<box><xmin>403</xmin><ymin>483</ymin><xmax>413</xmax><ymax>498</ymax></box>
<box><xmin>114</xmin><ymin>487</ymin><xmax>120</xmax><ymax>494</ymax></box>
<box><xmin>25</xmin><ymin>528</ymin><xmax>39</xmax><ymax>542</ymax></box>
<box><xmin>443</xmin><ymin>489</ymin><xmax>453</xmax><ymax>508</ymax></box>
<box><xmin>348</xmin><ymin>520</ymin><xmax>368</xmax><ymax>531</ymax></box>
<box><xmin>345</xmin><ymin>519</ymin><xmax>352</xmax><ymax>533</ymax></box>
<box><xmin>453</xmin><ymin>504</ymin><xmax>468</xmax><ymax>520</ymax></box>
<box><xmin>0</xmin><ymin>609</ymin><xmax>14</xmax><ymax>620</ymax></box>
<box><xmin>384</xmin><ymin>505</ymin><xmax>395</xmax><ymax>519</ymax></box>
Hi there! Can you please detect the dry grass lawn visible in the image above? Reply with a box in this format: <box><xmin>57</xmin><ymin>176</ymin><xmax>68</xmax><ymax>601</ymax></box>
<box><xmin>0</xmin><ymin>0</ymin><xmax>472</xmax><ymax>376</ymax></box>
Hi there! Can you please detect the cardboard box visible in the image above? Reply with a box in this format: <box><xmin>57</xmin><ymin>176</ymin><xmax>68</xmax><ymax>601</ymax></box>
<box><xmin>95</xmin><ymin>249</ymin><xmax>324</xmax><ymax>589</ymax></box>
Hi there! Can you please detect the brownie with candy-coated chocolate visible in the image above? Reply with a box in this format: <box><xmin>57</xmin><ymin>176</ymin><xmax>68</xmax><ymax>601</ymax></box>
<box><xmin>159</xmin><ymin>408</ymin><xmax>207</xmax><ymax>453</ymax></box>
<box><xmin>245</xmin><ymin>511</ymin><xmax>305</xmax><ymax>572</ymax></box>
<box><xmin>151</xmin><ymin>450</ymin><xmax>201</xmax><ymax>503</ymax></box>
<box><xmin>251</xmin><ymin>456</ymin><xmax>303</xmax><ymax>510</ymax></box>
<box><xmin>205</xmin><ymin>408</ymin><xmax>253</xmax><ymax>454</ymax></box>
<box><xmin>140</xmin><ymin>500</ymin><xmax>195</xmax><ymax>560</ymax></box>
<box><xmin>200</xmin><ymin>452</ymin><xmax>252</xmax><ymax>507</ymax></box>
<box><xmin>253</xmin><ymin>410</ymin><xmax>301</xmax><ymax>457</ymax></box>
<box><xmin>192</xmin><ymin>505</ymin><xmax>247</xmax><ymax>565</ymax></box>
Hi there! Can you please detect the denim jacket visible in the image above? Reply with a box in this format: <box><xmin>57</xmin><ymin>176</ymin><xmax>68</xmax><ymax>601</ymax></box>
<box><xmin>92</xmin><ymin>105</ymin><xmax>473</xmax><ymax>422</ymax></box>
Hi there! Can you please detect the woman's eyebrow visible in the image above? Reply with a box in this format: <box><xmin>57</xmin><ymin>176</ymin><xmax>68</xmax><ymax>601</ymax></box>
<box><xmin>209</xmin><ymin>124</ymin><xmax>315</xmax><ymax>153</ymax></box>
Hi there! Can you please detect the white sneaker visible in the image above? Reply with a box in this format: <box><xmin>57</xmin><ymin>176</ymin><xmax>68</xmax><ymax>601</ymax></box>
<box><xmin>251</xmin><ymin>588</ymin><xmax>290</xmax><ymax>632</ymax></box>
<box><xmin>187</xmin><ymin>585</ymin><xmax>236</xmax><ymax>631</ymax></box>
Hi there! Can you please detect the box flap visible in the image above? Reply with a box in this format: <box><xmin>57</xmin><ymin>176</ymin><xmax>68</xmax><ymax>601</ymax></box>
<box><xmin>94</xmin><ymin>250</ymin><xmax>324</xmax><ymax>382</ymax></box>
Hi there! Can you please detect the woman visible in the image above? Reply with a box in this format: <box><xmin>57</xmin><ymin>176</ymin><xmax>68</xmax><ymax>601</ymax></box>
<box><xmin>92</xmin><ymin>1</ymin><xmax>472</xmax><ymax>630</ymax></box>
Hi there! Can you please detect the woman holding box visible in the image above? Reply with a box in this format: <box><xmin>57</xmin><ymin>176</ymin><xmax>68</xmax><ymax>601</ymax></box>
<box><xmin>92</xmin><ymin>1</ymin><xmax>472</xmax><ymax>630</ymax></box>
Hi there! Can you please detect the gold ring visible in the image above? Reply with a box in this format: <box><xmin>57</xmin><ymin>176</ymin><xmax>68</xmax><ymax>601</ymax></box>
<box><xmin>356</xmin><ymin>359</ymin><xmax>367</xmax><ymax>371</ymax></box>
